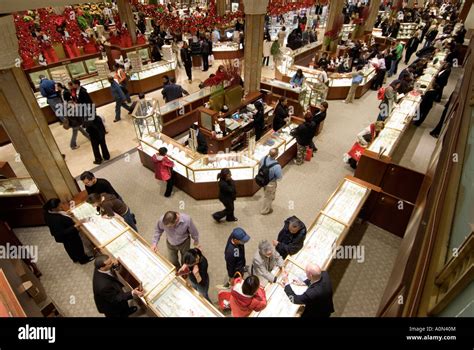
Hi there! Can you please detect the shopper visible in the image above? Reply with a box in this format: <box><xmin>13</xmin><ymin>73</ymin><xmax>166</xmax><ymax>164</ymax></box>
<box><xmin>290</xmin><ymin>69</ymin><xmax>305</xmax><ymax>87</ymax></box>
<box><xmin>43</xmin><ymin>198</ymin><xmax>93</xmax><ymax>264</ymax></box>
<box><xmin>114</xmin><ymin>63</ymin><xmax>131</xmax><ymax>103</ymax></box>
<box><xmin>272</xmin><ymin>97</ymin><xmax>290</xmax><ymax>132</ymax></box>
<box><xmin>212</xmin><ymin>168</ymin><xmax>237</xmax><ymax>222</ymax></box>
<box><xmin>317</xmin><ymin>52</ymin><xmax>329</xmax><ymax>69</ymax></box>
<box><xmin>434</xmin><ymin>62</ymin><xmax>452</xmax><ymax>102</ymax></box>
<box><xmin>200</xmin><ymin>36</ymin><xmax>210</xmax><ymax>71</ymax></box>
<box><xmin>80</xmin><ymin>171</ymin><xmax>121</xmax><ymax>199</ymax></box>
<box><xmin>413</xmin><ymin>84</ymin><xmax>438</xmax><ymax>127</ymax></box>
<box><xmin>378</xmin><ymin>80</ymin><xmax>401</xmax><ymax>121</ymax></box>
<box><xmin>180</xmin><ymin>41</ymin><xmax>193</xmax><ymax>82</ymax></box>
<box><xmin>108</xmin><ymin>76</ymin><xmax>134</xmax><ymax>122</ymax></box>
<box><xmin>430</xmin><ymin>92</ymin><xmax>454</xmax><ymax>138</ymax></box>
<box><xmin>151</xmin><ymin>211</ymin><xmax>200</xmax><ymax>268</ymax></box>
<box><xmin>259</xmin><ymin>148</ymin><xmax>282</xmax><ymax>215</ymax></box>
<box><xmin>224</xmin><ymin>228</ymin><xmax>250</xmax><ymax>285</ymax></box>
<box><xmin>263</xmin><ymin>36</ymin><xmax>272</xmax><ymax>66</ymax></box>
<box><xmin>230</xmin><ymin>275</ymin><xmax>267</xmax><ymax>317</ymax></box>
<box><xmin>93</xmin><ymin>255</ymin><xmax>143</xmax><ymax>317</ymax></box>
<box><xmin>252</xmin><ymin>100</ymin><xmax>265</xmax><ymax>141</ymax></box>
<box><xmin>178</xmin><ymin>248</ymin><xmax>210</xmax><ymax>301</ymax></box>
<box><xmin>291</xmin><ymin>113</ymin><xmax>315</xmax><ymax>165</ymax></box>
<box><xmin>252</xmin><ymin>240</ymin><xmax>284</xmax><ymax>285</ymax></box>
<box><xmin>282</xmin><ymin>263</ymin><xmax>334</xmax><ymax>318</ymax></box>
<box><xmin>185</xmin><ymin>123</ymin><xmax>208</xmax><ymax>154</ymax></box>
<box><xmin>84</xmin><ymin>115</ymin><xmax>110</xmax><ymax>165</ymax></box>
<box><xmin>273</xmin><ymin>216</ymin><xmax>307</xmax><ymax>259</ymax></box>
<box><xmin>310</xmin><ymin>102</ymin><xmax>328</xmax><ymax>152</ymax></box>
<box><xmin>277</xmin><ymin>26</ymin><xmax>286</xmax><ymax>47</ymax></box>
<box><xmin>161</xmin><ymin>77</ymin><xmax>189</xmax><ymax>103</ymax></box>
<box><xmin>344</xmin><ymin>68</ymin><xmax>363</xmax><ymax>104</ymax></box>
<box><xmin>404</xmin><ymin>31</ymin><xmax>421</xmax><ymax>64</ymax></box>
<box><xmin>151</xmin><ymin>147</ymin><xmax>175</xmax><ymax>197</ymax></box>
<box><xmin>39</xmin><ymin>75</ymin><xmax>63</xmax><ymax>121</ymax></box>
<box><xmin>86</xmin><ymin>193</ymin><xmax>138</xmax><ymax>232</ymax></box>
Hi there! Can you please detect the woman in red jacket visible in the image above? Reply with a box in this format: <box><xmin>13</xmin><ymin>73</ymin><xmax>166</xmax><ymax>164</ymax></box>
<box><xmin>230</xmin><ymin>275</ymin><xmax>267</xmax><ymax>317</ymax></box>
<box><xmin>152</xmin><ymin>147</ymin><xmax>175</xmax><ymax>197</ymax></box>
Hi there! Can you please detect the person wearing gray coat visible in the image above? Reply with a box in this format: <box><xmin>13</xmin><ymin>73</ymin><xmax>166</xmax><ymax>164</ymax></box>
<box><xmin>252</xmin><ymin>240</ymin><xmax>284</xmax><ymax>285</ymax></box>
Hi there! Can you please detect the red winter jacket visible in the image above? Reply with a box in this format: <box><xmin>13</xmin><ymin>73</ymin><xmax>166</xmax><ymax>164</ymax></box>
<box><xmin>151</xmin><ymin>154</ymin><xmax>174</xmax><ymax>181</ymax></box>
<box><xmin>229</xmin><ymin>278</ymin><xmax>267</xmax><ymax>317</ymax></box>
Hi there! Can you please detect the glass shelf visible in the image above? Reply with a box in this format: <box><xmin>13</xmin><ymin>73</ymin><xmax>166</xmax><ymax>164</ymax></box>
<box><xmin>368</xmin><ymin>127</ymin><xmax>401</xmax><ymax>156</ymax></box>
<box><xmin>253</xmin><ymin>282</ymin><xmax>301</xmax><ymax>317</ymax></box>
<box><xmin>130</xmin><ymin>60</ymin><xmax>176</xmax><ymax>81</ymax></box>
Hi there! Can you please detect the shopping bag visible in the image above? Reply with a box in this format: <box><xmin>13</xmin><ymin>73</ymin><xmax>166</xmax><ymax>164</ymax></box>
<box><xmin>348</xmin><ymin>142</ymin><xmax>365</xmax><ymax>162</ymax></box>
<box><xmin>305</xmin><ymin>147</ymin><xmax>313</xmax><ymax>161</ymax></box>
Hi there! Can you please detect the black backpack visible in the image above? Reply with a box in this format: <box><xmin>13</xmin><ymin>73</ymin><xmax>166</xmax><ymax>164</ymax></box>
<box><xmin>255</xmin><ymin>156</ymin><xmax>278</xmax><ymax>187</ymax></box>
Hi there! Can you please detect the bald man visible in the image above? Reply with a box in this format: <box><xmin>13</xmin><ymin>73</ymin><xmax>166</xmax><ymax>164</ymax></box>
<box><xmin>282</xmin><ymin>263</ymin><xmax>334</xmax><ymax>318</ymax></box>
<box><xmin>260</xmin><ymin>148</ymin><xmax>282</xmax><ymax>215</ymax></box>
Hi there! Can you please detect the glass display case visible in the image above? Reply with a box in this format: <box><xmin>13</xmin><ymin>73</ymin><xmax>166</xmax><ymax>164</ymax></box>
<box><xmin>146</xmin><ymin>278</ymin><xmax>221</xmax><ymax>317</ymax></box>
<box><xmin>292</xmin><ymin>214</ymin><xmax>345</xmax><ymax>269</ymax></box>
<box><xmin>342</xmin><ymin>24</ymin><xmax>356</xmax><ymax>41</ymax></box>
<box><xmin>84</xmin><ymin>58</ymin><xmax>98</xmax><ymax>74</ymax></box>
<box><xmin>130</xmin><ymin>60</ymin><xmax>177</xmax><ymax>81</ymax></box>
<box><xmin>132</xmin><ymin>99</ymin><xmax>162</xmax><ymax>139</ymax></box>
<box><xmin>103</xmin><ymin>229</ymin><xmax>175</xmax><ymax>293</ymax></box>
<box><xmin>253</xmin><ymin>280</ymin><xmax>301</xmax><ymax>317</ymax></box>
<box><xmin>213</xmin><ymin>41</ymin><xmax>240</xmax><ymax>52</ymax></box>
<box><xmin>0</xmin><ymin>178</ymin><xmax>39</xmax><ymax>197</ymax></box>
<box><xmin>368</xmin><ymin>127</ymin><xmax>401</xmax><ymax>156</ymax></box>
<box><xmin>138</xmin><ymin>48</ymin><xmax>150</xmax><ymax>62</ymax></box>
<box><xmin>139</xmin><ymin>132</ymin><xmax>197</xmax><ymax>178</ymax></box>
<box><xmin>273</xmin><ymin>122</ymin><xmax>299</xmax><ymax>149</ymax></box>
<box><xmin>67</xmin><ymin>62</ymin><xmax>88</xmax><ymax>79</ymax></box>
<box><xmin>329</xmin><ymin>66</ymin><xmax>376</xmax><ymax>87</ymax></box>
<box><xmin>188</xmin><ymin>153</ymin><xmax>258</xmax><ymax>183</ymax></box>
<box><xmin>250</xmin><ymin>133</ymin><xmax>287</xmax><ymax>162</ymax></box>
<box><xmin>322</xmin><ymin>179</ymin><xmax>370</xmax><ymax>226</ymax></box>
<box><xmin>397</xmin><ymin>23</ymin><xmax>418</xmax><ymax>40</ymax></box>
<box><xmin>29</xmin><ymin>70</ymin><xmax>50</xmax><ymax>89</ymax></box>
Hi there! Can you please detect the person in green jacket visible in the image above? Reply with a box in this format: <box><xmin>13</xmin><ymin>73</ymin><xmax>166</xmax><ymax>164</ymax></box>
<box><xmin>388</xmin><ymin>41</ymin><xmax>404</xmax><ymax>77</ymax></box>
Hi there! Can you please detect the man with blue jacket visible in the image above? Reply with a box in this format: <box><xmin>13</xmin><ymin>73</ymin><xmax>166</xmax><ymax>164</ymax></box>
<box><xmin>108</xmin><ymin>76</ymin><xmax>135</xmax><ymax>122</ymax></box>
<box><xmin>39</xmin><ymin>75</ymin><xmax>63</xmax><ymax>121</ymax></box>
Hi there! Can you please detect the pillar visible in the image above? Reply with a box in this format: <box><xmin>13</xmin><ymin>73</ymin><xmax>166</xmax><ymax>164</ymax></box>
<box><xmin>364</xmin><ymin>0</ymin><xmax>382</xmax><ymax>34</ymax></box>
<box><xmin>407</xmin><ymin>0</ymin><xmax>415</xmax><ymax>8</ymax></box>
<box><xmin>324</xmin><ymin>0</ymin><xmax>345</xmax><ymax>51</ymax></box>
<box><xmin>217</xmin><ymin>0</ymin><xmax>227</xmax><ymax>16</ymax></box>
<box><xmin>242</xmin><ymin>0</ymin><xmax>268</xmax><ymax>94</ymax></box>
<box><xmin>117</xmin><ymin>0</ymin><xmax>137</xmax><ymax>45</ymax></box>
<box><xmin>0</xmin><ymin>15</ymin><xmax>78</xmax><ymax>201</ymax></box>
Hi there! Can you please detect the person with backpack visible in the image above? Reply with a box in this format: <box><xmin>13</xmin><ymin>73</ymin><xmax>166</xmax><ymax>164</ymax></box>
<box><xmin>257</xmin><ymin>148</ymin><xmax>282</xmax><ymax>215</ymax></box>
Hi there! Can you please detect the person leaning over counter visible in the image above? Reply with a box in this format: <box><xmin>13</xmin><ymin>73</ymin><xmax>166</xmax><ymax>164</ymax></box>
<box><xmin>272</xmin><ymin>97</ymin><xmax>290</xmax><ymax>132</ymax></box>
<box><xmin>80</xmin><ymin>171</ymin><xmax>122</xmax><ymax>200</ymax></box>
<box><xmin>290</xmin><ymin>69</ymin><xmax>305</xmax><ymax>88</ymax></box>
<box><xmin>86</xmin><ymin>193</ymin><xmax>138</xmax><ymax>232</ymax></box>
<box><xmin>251</xmin><ymin>240</ymin><xmax>284</xmax><ymax>285</ymax></box>
<box><xmin>273</xmin><ymin>216</ymin><xmax>307</xmax><ymax>259</ymax></box>
<box><xmin>282</xmin><ymin>263</ymin><xmax>334</xmax><ymax>318</ymax></box>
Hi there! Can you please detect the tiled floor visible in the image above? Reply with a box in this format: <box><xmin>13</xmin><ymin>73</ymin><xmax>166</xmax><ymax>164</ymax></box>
<box><xmin>7</xmin><ymin>46</ymin><xmax>461</xmax><ymax>317</ymax></box>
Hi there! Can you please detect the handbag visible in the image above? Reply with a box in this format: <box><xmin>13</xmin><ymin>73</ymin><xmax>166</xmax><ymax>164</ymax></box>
<box><xmin>305</xmin><ymin>147</ymin><xmax>313</xmax><ymax>161</ymax></box>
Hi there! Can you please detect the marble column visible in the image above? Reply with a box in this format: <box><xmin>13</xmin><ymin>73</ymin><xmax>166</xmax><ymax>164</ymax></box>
<box><xmin>364</xmin><ymin>0</ymin><xmax>382</xmax><ymax>34</ymax></box>
<box><xmin>217</xmin><ymin>0</ymin><xmax>227</xmax><ymax>16</ymax></box>
<box><xmin>117</xmin><ymin>0</ymin><xmax>137</xmax><ymax>45</ymax></box>
<box><xmin>242</xmin><ymin>0</ymin><xmax>268</xmax><ymax>94</ymax></box>
<box><xmin>0</xmin><ymin>15</ymin><xmax>78</xmax><ymax>201</ymax></box>
<box><xmin>325</xmin><ymin>0</ymin><xmax>344</xmax><ymax>49</ymax></box>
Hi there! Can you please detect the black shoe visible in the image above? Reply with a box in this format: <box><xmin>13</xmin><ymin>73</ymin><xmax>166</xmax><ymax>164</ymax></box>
<box><xmin>113</xmin><ymin>119</ymin><xmax>120</xmax><ymax>122</ymax></box>
<box><xmin>128</xmin><ymin>102</ymin><xmax>137</xmax><ymax>115</ymax></box>
<box><xmin>127</xmin><ymin>306</ymin><xmax>138</xmax><ymax>316</ymax></box>
<box><xmin>93</xmin><ymin>160</ymin><xmax>103</xmax><ymax>165</ymax></box>
<box><xmin>226</xmin><ymin>218</ymin><xmax>238</xmax><ymax>222</ymax></box>
<box><xmin>79</xmin><ymin>256</ymin><xmax>95</xmax><ymax>265</ymax></box>
<box><xmin>103</xmin><ymin>157</ymin><xmax>110</xmax><ymax>161</ymax></box>
<box><xmin>430</xmin><ymin>132</ymin><xmax>439</xmax><ymax>138</ymax></box>
<box><xmin>212</xmin><ymin>214</ymin><xmax>221</xmax><ymax>223</ymax></box>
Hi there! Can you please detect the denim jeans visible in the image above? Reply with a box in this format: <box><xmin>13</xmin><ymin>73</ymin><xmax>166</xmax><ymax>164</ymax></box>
<box><xmin>122</xmin><ymin>209</ymin><xmax>138</xmax><ymax>232</ymax></box>
<box><xmin>190</xmin><ymin>280</ymin><xmax>210</xmax><ymax>301</ymax></box>
<box><xmin>70</xmin><ymin>126</ymin><xmax>90</xmax><ymax>148</ymax></box>
<box><xmin>47</xmin><ymin>97</ymin><xmax>65</xmax><ymax>122</ymax></box>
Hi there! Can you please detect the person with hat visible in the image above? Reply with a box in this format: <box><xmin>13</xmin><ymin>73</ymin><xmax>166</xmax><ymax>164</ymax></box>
<box><xmin>224</xmin><ymin>228</ymin><xmax>250</xmax><ymax>286</ymax></box>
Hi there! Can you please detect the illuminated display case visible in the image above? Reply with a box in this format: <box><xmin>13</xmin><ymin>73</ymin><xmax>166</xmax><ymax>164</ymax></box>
<box><xmin>0</xmin><ymin>178</ymin><xmax>39</xmax><ymax>197</ymax></box>
<box><xmin>130</xmin><ymin>60</ymin><xmax>177</xmax><ymax>81</ymax></box>
<box><xmin>68</xmin><ymin>61</ymin><xmax>88</xmax><ymax>79</ymax></box>
<box><xmin>342</xmin><ymin>24</ymin><xmax>356</xmax><ymax>40</ymax></box>
<box><xmin>84</xmin><ymin>58</ymin><xmax>99</xmax><ymax>74</ymax></box>
<box><xmin>251</xmin><ymin>132</ymin><xmax>287</xmax><ymax>162</ymax></box>
<box><xmin>213</xmin><ymin>41</ymin><xmax>240</xmax><ymax>52</ymax></box>
<box><xmin>29</xmin><ymin>70</ymin><xmax>50</xmax><ymax>89</ymax></box>
<box><xmin>397</xmin><ymin>23</ymin><xmax>418</xmax><ymax>40</ymax></box>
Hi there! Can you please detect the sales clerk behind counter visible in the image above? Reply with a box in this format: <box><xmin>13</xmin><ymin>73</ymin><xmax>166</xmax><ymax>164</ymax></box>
<box><xmin>185</xmin><ymin>123</ymin><xmax>208</xmax><ymax>154</ymax></box>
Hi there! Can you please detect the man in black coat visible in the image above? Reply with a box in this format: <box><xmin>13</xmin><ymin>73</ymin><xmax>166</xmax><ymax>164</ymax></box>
<box><xmin>404</xmin><ymin>34</ymin><xmax>420</xmax><ymax>64</ymax></box>
<box><xmin>283</xmin><ymin>263</ymin><xmax>334</xmax><ymax>318</ymax></box>
<box><xmin>93</xmin><ymin>255</ymin><xmax>144</xmax><ymax>318</ymax></box>
<box><xmin>200</xmin><ymin>37</ymin><xmax>210</xmax><ymax>72</ymax></box>
<box><xmin>414</xmin><ymin>84</ymin><xmax>438</xmax><ymax>126</ymax></box>
<box><xmin>85</xmin><ymin>116</ymin><xmax>109</xmax><ymax>165</ymax></box>
<box><xmin>291</xmin><ymin>114</ymin><xmax>315</xmax><ymax>165</ymax></box>
<box><xmin>180</xmin><ymin>41</ymin><xmax>193</xmax><ymax>82</ymax></box>
<box><xmin>72</xmin><ymin>79</ymin><xmax>95</xmax><ymax>119</ymax></box>
<box><xmin>273</xmin><ymin>216</ymin><xmax>307</xmax><ymax>258</ymax></box>
<box><xmin>434</xmin><ymin>63</ymin><xmax>451</xmax><ymax>102</ymax></box>
<box><xmin>310</xmin><ymin>102</ymin><xmax>328</xmax><ymax>152</ymax></box>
